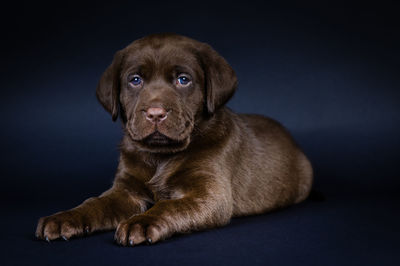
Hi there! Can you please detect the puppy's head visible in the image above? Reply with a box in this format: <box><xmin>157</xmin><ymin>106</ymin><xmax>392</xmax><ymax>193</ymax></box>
<box><xmin>96</xmin><ymin>34</ymin><xmax>237</xmax><ymax>153</ymax></box>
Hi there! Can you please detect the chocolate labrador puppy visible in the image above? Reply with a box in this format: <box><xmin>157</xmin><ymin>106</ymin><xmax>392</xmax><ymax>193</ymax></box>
<box><xmin>35</xmin><ymin>33</ymin><xmax>313</xmax><ymax>246</ymax></box>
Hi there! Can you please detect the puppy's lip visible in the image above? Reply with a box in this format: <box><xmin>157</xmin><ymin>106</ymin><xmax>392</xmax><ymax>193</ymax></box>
<box><xmin>127</xmin><ymin>121</ymin><xmax>192</xmax><ymax>142</ymax></box>
<box><xmin>143</xmin><ymin>131</ymin><xmax>184</xmax><ymax>146</ymax></box>
<box><xmin>126</xmin><ymin>126</ymin><xmax>191</xmax><ymax>153</ymax></box>
<box><xmin>146</xmin><ymin>131</ymin><xmax>169</xmax><ymax>142</ymax></box>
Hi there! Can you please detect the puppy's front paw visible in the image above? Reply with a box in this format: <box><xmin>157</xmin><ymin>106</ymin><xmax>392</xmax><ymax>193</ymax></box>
<box><xmin>35</xmin><ymin>211</ymin><xmax>91</xmax><ymax>241</ymax></box>
<box><xmin>114</xmin><ymin>215</ymin><xmax>168</xmax><ymax>246</ymax></box>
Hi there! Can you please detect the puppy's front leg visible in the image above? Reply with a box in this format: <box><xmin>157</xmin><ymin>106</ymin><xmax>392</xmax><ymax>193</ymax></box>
<box><xmin>114</xmin><ymin>187</ymin><xmax>232</xmax><ymax>246</ymax></box>
<box><xmin>35</xmin><ymin>182</ymin><xmax>150</xmax><ymax>241</ymax></box>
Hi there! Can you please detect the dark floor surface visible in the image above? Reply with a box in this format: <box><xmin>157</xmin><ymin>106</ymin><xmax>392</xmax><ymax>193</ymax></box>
<box><xmin>2</xmin><ymin>138</ymin><xmax>399</xmax><ymax>266</ymax></box>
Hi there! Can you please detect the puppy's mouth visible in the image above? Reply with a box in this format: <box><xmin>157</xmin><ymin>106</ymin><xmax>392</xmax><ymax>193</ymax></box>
<box><xmin>142</xmin><ymin>131</ymin><xmax>185</xmax><ymax>146</ymax></box>
<box><xmin>126</xmin><ymin>114</ymin><xmax>193</xmax><ymax>153</ymax></box>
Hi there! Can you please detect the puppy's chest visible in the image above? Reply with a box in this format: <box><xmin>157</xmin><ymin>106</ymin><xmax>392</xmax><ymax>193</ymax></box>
<box><xmin>146</xmin><ymin>162</ymin><xmax>185</xmax><ymax>202</ymax></box>
<box><xmin>123</xmin><ymin>156</ymin><xmax>185</xmax><ymax>201</ymax></box>
<box><xmin>145</xmin><ymin>173</ymin><xmax>185</xmax><ymax>202</ymax></box>
<box><xmin>149</xmin><ymin>185</ymin><xmax>185</xmax><ymax>202</ymax></box>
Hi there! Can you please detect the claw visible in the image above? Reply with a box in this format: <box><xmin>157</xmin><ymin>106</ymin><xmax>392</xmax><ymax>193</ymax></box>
<box><xmin>61</xmin><ymin>235</ymin><xmax>68</xmax><ymax>241</ymax></box>
<box><xmin>84</xmin><ymin>226</ymin><xmax>90</xmax><ymax>234</ymax></box>
<box><xmin>129</xmin><ymin>240</ymin><xmax>134</xmax><ymax>246</ymax></box>
<box><xmin>146</xmin><ymin>238</ymin><xmax>152</xmax><ymax>244</ymax></box>
<box><xmin>45</xmin><ymin>236</ymin><xmax>50</xmax><ymax>242</ymax></box>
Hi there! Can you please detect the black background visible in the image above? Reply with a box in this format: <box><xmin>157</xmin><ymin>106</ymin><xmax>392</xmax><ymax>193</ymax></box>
<box><xmin>1</xmin><ymin>1</ymin><xmax>399</xmax><ymax>265</ymax></box>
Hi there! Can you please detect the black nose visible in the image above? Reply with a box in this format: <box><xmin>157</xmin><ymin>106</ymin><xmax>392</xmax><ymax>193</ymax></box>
<box><xmin>145</xmin><ymin>107</ymin><xmax>168</xmax><ymax>123</ymax></box>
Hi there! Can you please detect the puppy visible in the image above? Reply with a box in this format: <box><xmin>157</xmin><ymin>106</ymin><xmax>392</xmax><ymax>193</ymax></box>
<box><xmin>36</xmin><ymin>33</ymin><xmax>313</xmax><ymax>246</ymax></box>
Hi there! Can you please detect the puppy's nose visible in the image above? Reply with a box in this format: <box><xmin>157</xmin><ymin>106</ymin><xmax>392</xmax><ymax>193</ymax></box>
<box><xmin>145</xmin><ymin>107</ymin><xmax>168</xmax><ymax>123</ymax></box>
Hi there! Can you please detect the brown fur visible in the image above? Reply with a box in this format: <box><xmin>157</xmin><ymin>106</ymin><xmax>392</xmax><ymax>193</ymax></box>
<box><xmin>35</xmin><ymin>33</ymin><xmax>313</xmax><ymax>246</ymax></box>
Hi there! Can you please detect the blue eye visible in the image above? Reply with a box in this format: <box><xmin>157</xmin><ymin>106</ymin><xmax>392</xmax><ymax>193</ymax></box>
<box><xmin>177</xmin><ymin>75</ymin><xmax>191</xmax><ymax>85</ymax></box>
<box><xmin>130</xmin><ymin>75</ymin><xmax>142</xmax><ymax>86</ymax></box>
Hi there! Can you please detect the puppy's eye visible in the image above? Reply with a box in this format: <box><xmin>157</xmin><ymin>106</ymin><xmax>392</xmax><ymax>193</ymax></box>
<box><xmin>176</xmin><ymin>75</ymin><xmax>191</xmax><ymax>86</ymax></box>
<box><xmin>129</xmin><ymin>75</ymin><xmax>142</xmax><ymax>86</ymax></box>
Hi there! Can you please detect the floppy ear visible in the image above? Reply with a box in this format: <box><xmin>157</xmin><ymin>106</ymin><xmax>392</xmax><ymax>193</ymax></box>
<box><xmin>96</xmin><ymin>50</ymin><xmax>124</xmax><ymax>121</ymax></box>
<box><xmin>199</xmin><ymin>43</ymin><xmax>238</xmax><ymax>115</ymax></box>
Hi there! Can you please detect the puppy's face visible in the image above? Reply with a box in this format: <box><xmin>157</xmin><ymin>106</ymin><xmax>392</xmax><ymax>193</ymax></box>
<box><xmin>120</xmin><ymin>39</ymin><xmax>204</xmax><ymax>152</ymax></box>
<box><xmin>96</xmin><ymin>34</ymin><xmax>237</xmax><ymax>153</ymax></box>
